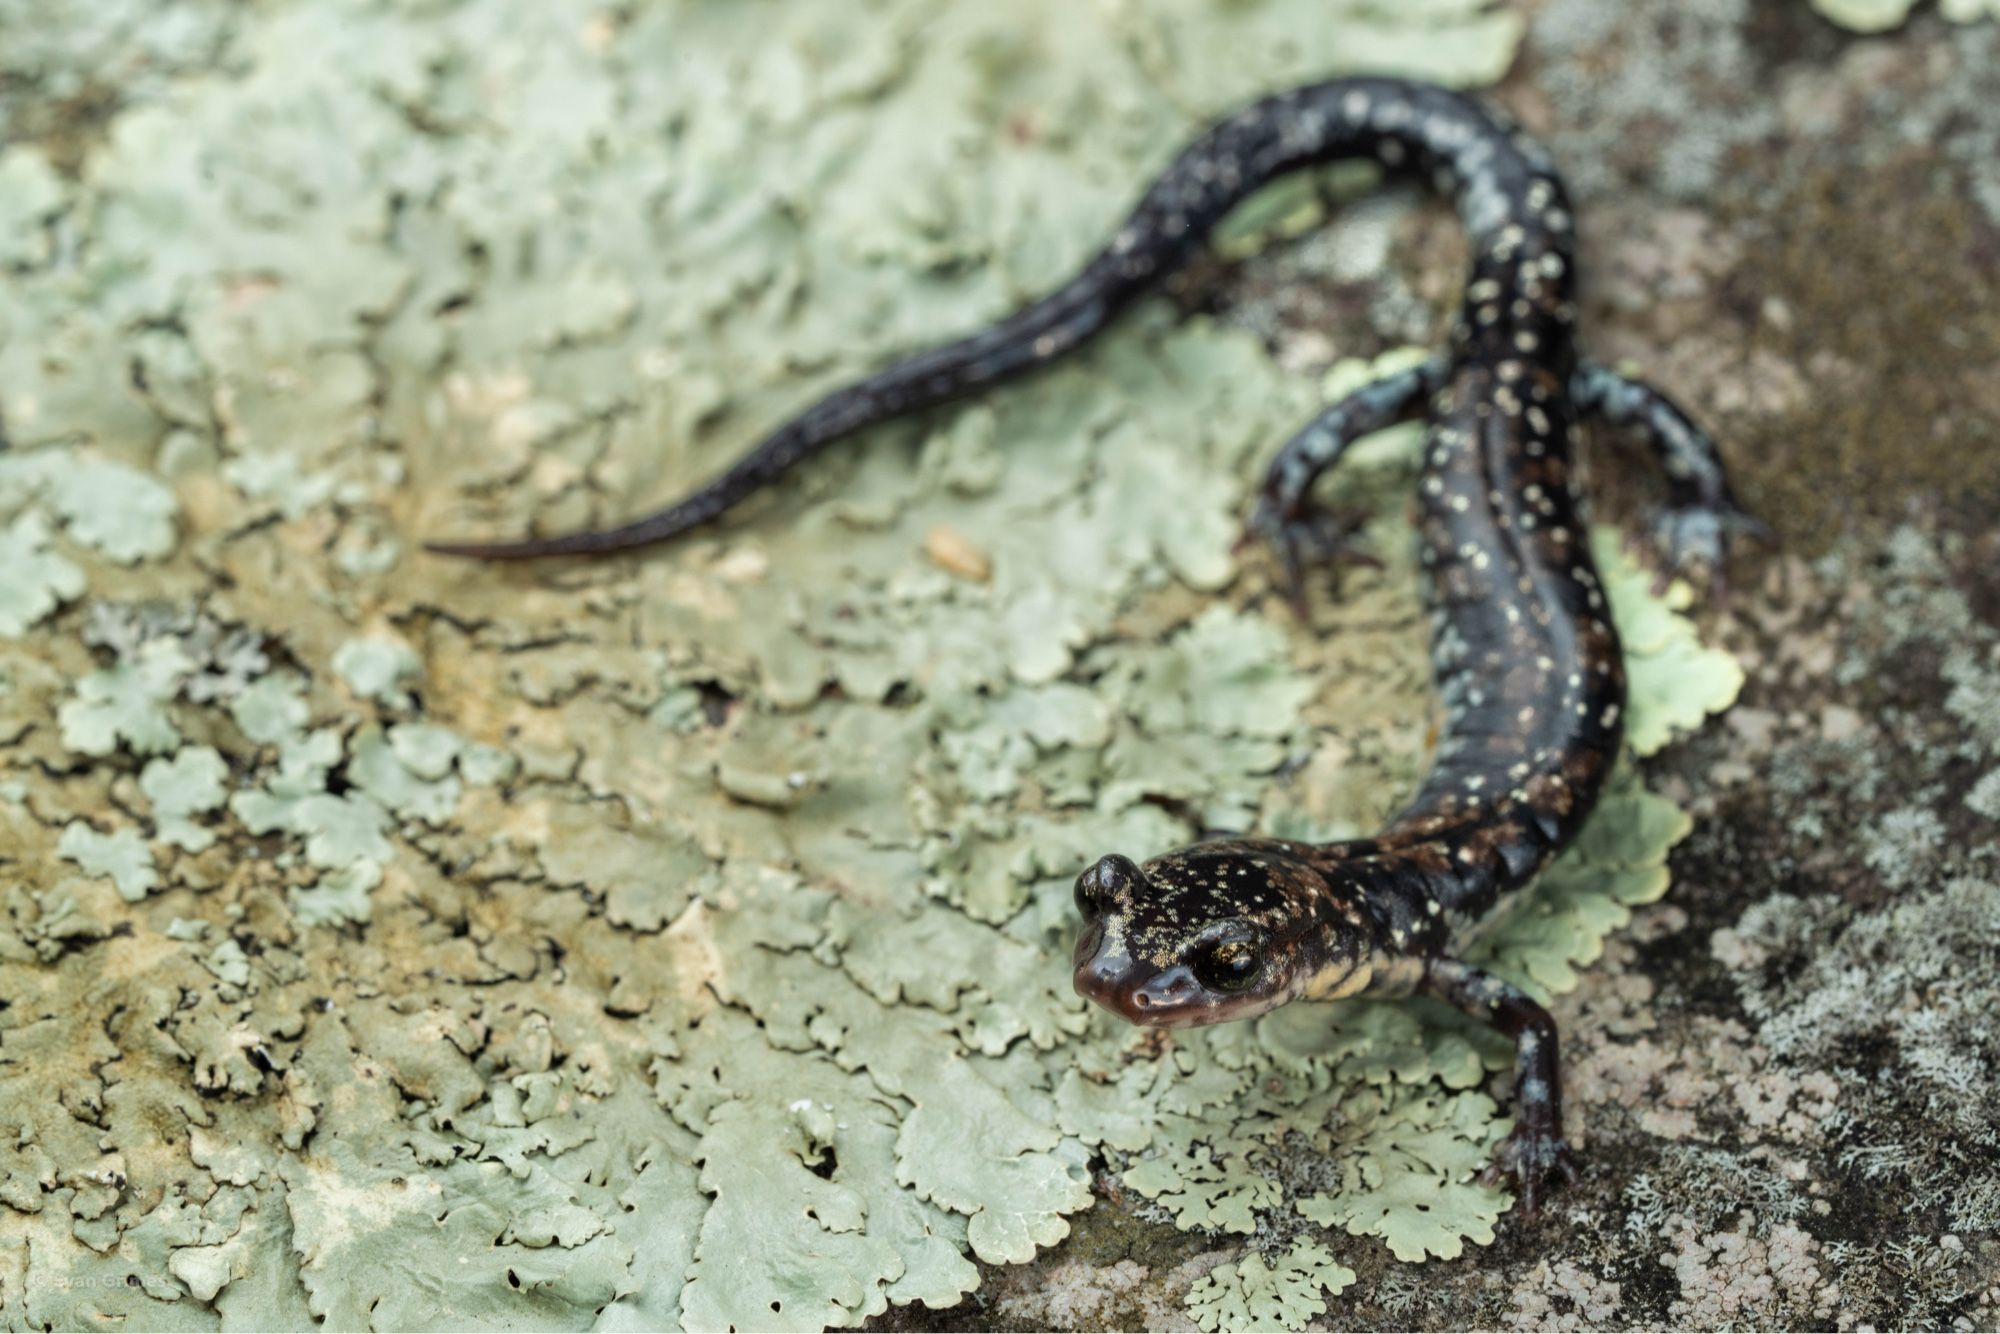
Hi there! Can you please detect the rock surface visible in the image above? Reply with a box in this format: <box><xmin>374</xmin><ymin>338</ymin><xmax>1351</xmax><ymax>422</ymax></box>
<box><xmin>0</xmin><ymin>1</ymin><xmax>1995</xmax><ymax>1330</ymax></box>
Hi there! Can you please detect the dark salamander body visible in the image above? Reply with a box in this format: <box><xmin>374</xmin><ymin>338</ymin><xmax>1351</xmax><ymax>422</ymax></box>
<box><xmin>431</xmin><ymin>77</ymin><xmax>1759</xmax><ymax>1213</ymax></box>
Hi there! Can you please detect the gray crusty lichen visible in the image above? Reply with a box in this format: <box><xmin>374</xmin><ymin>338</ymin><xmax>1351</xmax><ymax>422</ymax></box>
<box><xmin>1669</xmin><ymin>529</ymin><xmax>2000</xmax><ymax>1328</ymax></box>
<box><xmin>0</xmin><ymin>1</ymin><xmax>1752</xmax><ymax>1330</ymax></box>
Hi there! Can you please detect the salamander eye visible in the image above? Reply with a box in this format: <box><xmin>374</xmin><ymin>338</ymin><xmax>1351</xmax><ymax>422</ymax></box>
<box><xmin>1073</xmin><ymin>853</ymin><xmax>1141</xmax><ymax>920</ymax></box>
<box><xmin>1073</xmin><ymin>877</ymin><xmax>1101</xmax><ymax>920</ymax></box>
<box><xmin>1194</xmin><ymin>939</ymin><xmax>1261</xmax><ymax>992</ymax></box>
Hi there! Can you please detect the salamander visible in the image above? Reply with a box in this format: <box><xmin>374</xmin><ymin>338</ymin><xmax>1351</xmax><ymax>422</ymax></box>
<box><xmin>429</xmin><ymin>76</ymin><xmax>1762</xmax><ymax>1214</ymax></box>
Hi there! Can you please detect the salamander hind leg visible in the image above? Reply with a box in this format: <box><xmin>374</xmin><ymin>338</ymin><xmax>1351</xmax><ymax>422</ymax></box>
<box><xmin>1241</xmin><ymin>356</ymin><xmax>1446</xmax><ymax>615</ymax></box>
<box><xmin>1570</xmin><ymin>364</ymin><xmax>1772</xmax><ymax>596</ymax></box>
<box><xmin>1423</xmin><ymin>957</ymin><xmax>1579</xmax><ymax>1218</ymax></box>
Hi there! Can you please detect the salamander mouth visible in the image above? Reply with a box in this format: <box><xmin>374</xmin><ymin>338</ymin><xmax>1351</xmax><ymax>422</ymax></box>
<box><xmin>1074</xmin><ymin>966</ymin><xmax>1194</xmax><ymax>1028</ymax></box>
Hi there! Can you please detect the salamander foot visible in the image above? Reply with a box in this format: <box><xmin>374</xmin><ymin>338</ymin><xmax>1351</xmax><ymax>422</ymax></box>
<box><xmin>1481</xmin><ymin>1121</ymin><xmax>1580</xmax><ymax>1220</ymax></box>
<box><xmin>1239</xmin><ymin>499</ymin><xmax>1381</xmax><ymax>618</ymax></box>
<box><xmin>1649</xmin><ymin>499</ymin><xmax>1773</xmax><ymax>601</ymax></box>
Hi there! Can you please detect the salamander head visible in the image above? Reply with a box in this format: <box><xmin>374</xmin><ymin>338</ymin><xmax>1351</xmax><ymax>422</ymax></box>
<box><xmin>1070</xmin><ymin>842</ymin><xmax>1376</xmax><ymax>1028</ymax></box>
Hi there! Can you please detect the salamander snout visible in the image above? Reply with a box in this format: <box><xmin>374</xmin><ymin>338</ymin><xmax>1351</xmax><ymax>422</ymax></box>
<box><xmin>1073</xmin><ymin>944</ymin><xmax>1208</xmax><ymax>1026</ymax></box>
<box><xmin>1071</xmin><ymin>853</ymin><xmax>1152</xmax><ymax>1018</ymax></box>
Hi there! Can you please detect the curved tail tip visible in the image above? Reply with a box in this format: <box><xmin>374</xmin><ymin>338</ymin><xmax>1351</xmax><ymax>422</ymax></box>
<box><xmin>422</xmin><ymin>535</ymin><xmax>570</xmax><ymax>561</ymax></box>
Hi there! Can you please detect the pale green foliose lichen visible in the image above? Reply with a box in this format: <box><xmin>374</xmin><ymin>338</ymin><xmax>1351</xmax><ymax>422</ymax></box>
<box><xmin>1187</xmin><ymin>1238</ymin><xmax>1357</xmax><ymax>1332</ymax></box>
<box><xmin>57</xmin><ymin>639</ymin><xmax>191</xmax><ymax>757</ymax></box>
<box><xmin>141</xmin><ymin>746</ymin><xmax>229</xmax><ymax>852</ymax></box>
<box><xmin>0</xmin><ymin>514</ymin><xmax>86</xmax><ymax>637</ymax></box>
<box><xmin>1812</xmin><ymin>0</ymin><xmax>2000</xmax><ymax>31</ymax></box>
<box><xmin>56</xmin><ymin>821</ymin><xmax>158</xmax><ymax>902</ymax></box>
<box><xmin>331</xmin><ymin>636</ymin><xmax>422</xmax><ymax>709</ymax></box>
<box><xmin>0</xmin><ymin>2</ymin><xmax>1748</xmax><ymax>1331</ymax></box>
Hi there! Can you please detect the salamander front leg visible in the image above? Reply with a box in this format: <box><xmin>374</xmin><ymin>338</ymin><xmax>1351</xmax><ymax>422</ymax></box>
<box><xmin>1570</xmin><ymin>364</ymin><xmax>1771</xmax><ymax>596</ymax></box>
<box><xmin>1240</xmin><ymin>356</ymin><xmax>1447</xmax><ymax>615</ymax></box>
<box><xmin>1422</xmin><ymin>957</ymin><xmax>1578</xmax><ymax>1218</ymax></box>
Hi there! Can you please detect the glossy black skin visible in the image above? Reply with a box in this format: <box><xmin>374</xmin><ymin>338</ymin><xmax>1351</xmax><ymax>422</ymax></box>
<box><xmin>430</xmin><ymin>77</ymin><xmax>1759</xmax><ymax>1215</ymax></box>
